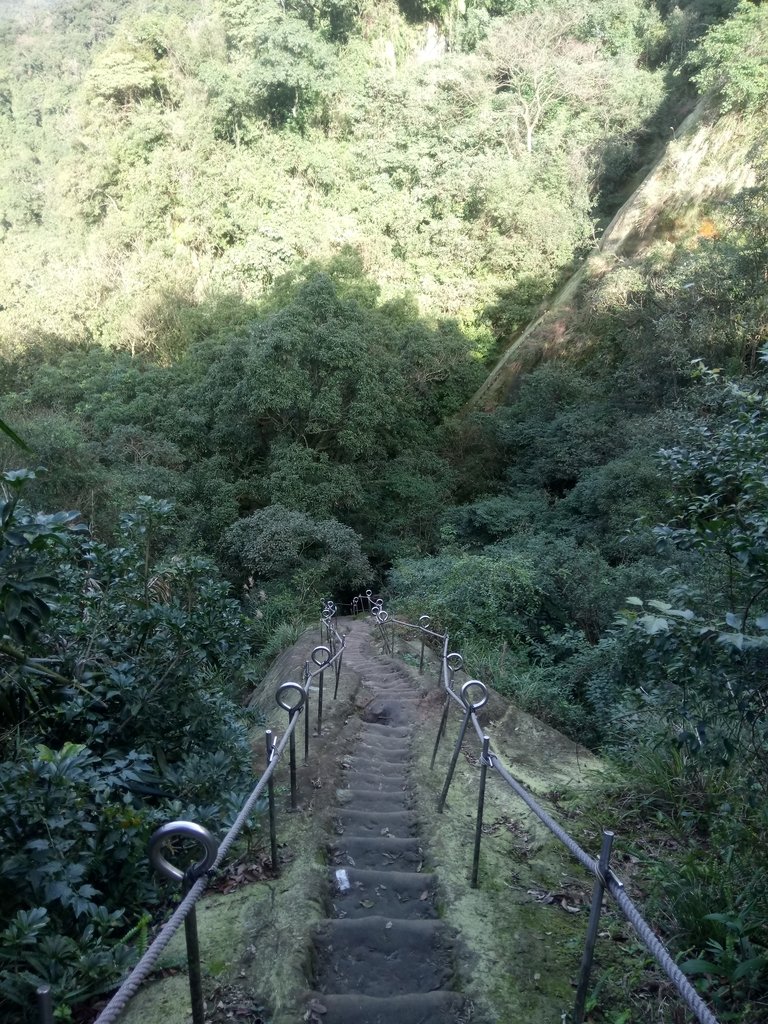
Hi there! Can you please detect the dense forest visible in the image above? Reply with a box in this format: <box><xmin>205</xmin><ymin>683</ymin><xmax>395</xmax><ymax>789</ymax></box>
<box><xmin>1</xmin><ymin>0</ymin><xmax>767</xmax><ymax>1020</ymax></box>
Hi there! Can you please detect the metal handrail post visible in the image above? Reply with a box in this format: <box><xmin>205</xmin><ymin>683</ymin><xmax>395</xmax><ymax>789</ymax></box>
<box><xmin>265</xmin><ymin>730</ymin><xmax>279</xmax><ymax>874</ymax></box>
<box><xmin>147</xmin><ymin>822</ymin><xmax>219</xmax><ymax>1024</ymax></box>
<box><xmin>418</xmin><ymin>615</ymin><xmax>430</xmax><ymax>674</ymax></box>
<box><xmin>471</xmin><ymin>736</ymin><xmax>491</xmax><ymax>888</ymax></box>
<box><xmin>437</xmin><ymin>680</ymin><xmax>487</xmax><ymax>812</ymax></box>
<box><xmin>304</xmin><ymin>661</ymin><xmax>310</xmax><ymax>763</ymax></box>
<box><xmin>333</xmin><ymin>647</ymin><xmax>343</xmax><ymax>699</ymax></box>
<box><xmin>182</xmin><ymin>871</ymin><xmax>205</xmax><ymax>1024</ymax></box>
<box><xmin>574</xmin><ymin>830</ymin><xmax>615</xmax><ymax>1024</ymax></box>
<box><xmin>430</xmin><ymin>696</ymin><xmax>451</xmax><ymax>769</ymax></box>
<box><xmin>437</xmin><ymin>705</ymin><xmax>472</xmax><ymax>813</ymax></box>
<box><xmin>289</xmin><ymin>709</ymin><xmax>298</xmax><ymax>808</ymax></box>
<box><xmin>317</xmin><ymin>668</ymin><xmax>324</xmax><ymax>734</ymax></box>
<box><xmin>36</xmin><ymin>986</ymin><xmax>54</xmax><ymax>1024</ymax></box>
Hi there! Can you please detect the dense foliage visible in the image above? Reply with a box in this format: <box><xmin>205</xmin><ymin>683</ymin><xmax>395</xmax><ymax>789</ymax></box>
<box><xmin>0</xmin><ymin>482</ymin><xmax>257</xmax><ymax>1019</ymax></box>
<box><xmin>1</xmin><ymin>0</ymin><xmax>768</xmax><ymax>1021</ymax></box>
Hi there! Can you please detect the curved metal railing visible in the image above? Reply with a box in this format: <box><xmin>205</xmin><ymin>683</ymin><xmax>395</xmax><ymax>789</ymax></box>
<box><xmin>367</xmin><ymin>598</ymin><xmax>721</xmax><ymax>1024</ymax></box>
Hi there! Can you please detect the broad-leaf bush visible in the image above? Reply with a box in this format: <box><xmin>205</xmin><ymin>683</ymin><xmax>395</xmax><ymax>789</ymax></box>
<box><xmin>0</xmin><ymin>486</ymin><xmax>256</xmax><ymax>1020</ymax></box>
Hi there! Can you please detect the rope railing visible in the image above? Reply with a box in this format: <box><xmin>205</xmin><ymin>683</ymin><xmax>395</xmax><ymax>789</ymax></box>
<box><xmin>370</xmin><ymin>599</ymin><xmax>721</xmax><ymax>1024</ymax></box>
<box><xmin>33</xmin><ymin>605</ymin><xmax>346</xmax><ymax>1024</ymax></box>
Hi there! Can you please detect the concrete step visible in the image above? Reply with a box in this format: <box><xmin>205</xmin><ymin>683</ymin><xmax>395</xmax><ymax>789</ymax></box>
<box><xmin>339</xmin><ymin>771</ymin><xmax>407</xmax><ymax>791</ymax></box>
<box><xmin>335</xmin><ymin>787</ymin><xmax>411</xmax><ymax>813</ymax></box>
<box><xmin>340</xmin><ymin>757</ymin><xmax>405</xmax><ymax>777</ymax></box>
<box><xmin>358</xmin><ymin>723</ymin><xmax>412</xmax><ymax>740</ymax></box>
<box><xmin>329</xmin><ymin>867</ymin><xmax>437</xmax><ymax>920</ymax></box>
<box><xmin>331</xmin><ymin>835</ymin><xmax>423</xmax><ymax>872</ymax></box>
<box><xmin>354</xmin><ymin>735</ymin><xmax>410</xmax><ymax>755</ymax></box>
<box><xmin>354</xmin><ymin>743</ymin><xmax>410</xmax><ymax>764</ymax></box>
<box><xmin>332</xmin><ymin>808</ymin><xmax>417</xmax><ymax>838</ymax></box>
<box><xmin>305</xmin><ymin>992</ymin><xmax>466</xmax><ymax>1024</ymax></box>
<box><xmin>312</xmin><ymin>918</ymin><xmax>453</xmax><ymax>997</ymax></box>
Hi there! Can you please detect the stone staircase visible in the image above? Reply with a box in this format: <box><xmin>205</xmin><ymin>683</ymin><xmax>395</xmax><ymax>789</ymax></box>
<box><xmin>307</xmin><ymin>619</ymin><xmax>468</xmax><ymax>1024</ymax></box>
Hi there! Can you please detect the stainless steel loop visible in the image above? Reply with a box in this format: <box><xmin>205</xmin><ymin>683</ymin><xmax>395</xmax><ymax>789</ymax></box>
<box><xmin>311</xmin><ymin>645</ymin><xmax>332</xmax><ymax>667</ymax></box>
<box><xmin>376</xmin><ymin>609</ymin><xmax>389</xmax><ymax>623</ymax></box>
<box><xmin>446</xmin><ymin>652</ymin><xmax>464</xmax><ymax>673</ymax></box>
<box><xmin>460</xmin><ymin>679</ymin><xmax>488</xmax><ymax>711</ymax></box>
<box><xmin>275</xmin><ymin>681</ymin><xmax>306</xmax><ymax>713</ymax></box>
<box><xmin>419</xmin><ymin>614</ymin><xmax>431</xmax><ymax>628</ymax></box>
<box><xmin>148</xmin><ymin>821</ymin><xmax>219</xmax><ymax>885</ymax></box>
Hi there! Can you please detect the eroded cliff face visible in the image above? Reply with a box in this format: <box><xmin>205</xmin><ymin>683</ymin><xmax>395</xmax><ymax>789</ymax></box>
<box><xmin>470</xmin><ymin>97</ymin><xmax>760</xmax><ymax>410</ymax></box>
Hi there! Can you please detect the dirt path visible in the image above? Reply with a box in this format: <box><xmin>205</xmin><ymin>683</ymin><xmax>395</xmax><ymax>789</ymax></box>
<box><xmin>307</xmin><ymin>619</ymin><xmax>468</xmax><ymax>1024</ymax></box>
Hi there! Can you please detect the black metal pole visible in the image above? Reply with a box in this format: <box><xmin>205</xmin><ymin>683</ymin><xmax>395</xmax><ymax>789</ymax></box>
<box><xmin>289</xmin><ymin>709</ymin><xmax>298</xmax><ymax>810</ymax></box>
<box><xmin>419</xmin><ymin>633</ymin><xmax>425</xmax><ymax>674</ymax></box>
<box><xmin>334</xmin><ymin>650</ymin><xmax>342</xmax><ymax>699</ymax></box>
<box><xmin>574</xmin><ymin>830</ymin><xmax>615</xmax><ymax>1024</ymax></box>
<box><xmin>182</xmin><ymin>872</ymin><xmax>205</xmax><ymax>1024</ymax></box>
<box><xmin>36</xmin><ymin>986</ymin><xmax>54</xmax><ymax>1024</ymax></box>
<box><xmin>437</xmin><ymin>705</ymin><xmax>472</xmax><ymax>813</ymax></box>
<box><xmin>317</xmin><ymin>668</ymin><xmax>324</xmax><ymax>734</ymax></box>
<box><xmin>471</xmin><ymin>736</ymin><xmax>490</xmax><ymax>888</ymax></box>
<box><xmin>304</xmin><ymin>662</ymin><xmax>310</xmax><ymax>763</ymax></box>
<box><xmin>430</xmin><ymin>696</ymin><xmax>451</xmax><ymax>769</ymax></box>
<box><xmin>265</xmin><ymin>729</ymin><xmax>278</xmax><ymax>874</ymax></box>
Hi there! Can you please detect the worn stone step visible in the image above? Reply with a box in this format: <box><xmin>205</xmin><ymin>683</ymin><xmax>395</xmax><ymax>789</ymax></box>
<box><xmin>355</xmin><ymin>743</ymin><xmax>410</xmax><ymax>764</ymax></box>
<box><xmin>329</xmin><ymin>867</ymin><xmax>437</xmax><ymax>919</ymax></box>
<box><xmin>363</xmin><ymin>686</ymin><xmax>421</xmax><ymax>698</ymax></box>
<box><xmin>358</xmin><ymin>723</ymin><xmax>412</xmax><ymax>740</ymax></box>
<box><xmin>332</xmin><ymin>807</ymin><xmax>417</xmax><ymax>838</ymax></box>
<box><xmin>339</xmin><ymin>770</ymin><xmax>406</xmax><ymax>791</ymax></box>
<box><xmin>305</xmin><ymin>992</ymin><xmax>466</xmax><ymax>1024</ymax></box>
<box><xmin>331</xmin><ymin>835</ymin><xmax>423</xmax><ymax>872</ymax></box>
<box><xmin>312</xmin><ymin>918</ymin><xmax>453</xmax><ymax>997</ymax></box>
<box><xmin>341</xmin><ymin>757</ymin><xmax>405</xmax><ymax>777</ymax></box>
<box><xmin>363</xmin><ymin>689</ymin><xmax>410</xmax><ymax>698</ymax></box>
<box><xmin>360</xmin><ymin>700</ymin><xmax>419</xmax><ymax>728</ymax></box>
<box><xmin>335</xmin><ymin>788</ymin><xmax>411</xmax><ymax>813</ymax></box>
<box><xmin>354</xmin><ymin>735</ymin><xmax>410</xmax><ymax>755</ymax></box>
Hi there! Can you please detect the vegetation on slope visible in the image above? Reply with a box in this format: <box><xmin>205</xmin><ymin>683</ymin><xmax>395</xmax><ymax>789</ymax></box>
<box><xmin>1</xmin><ymin>0</ymin><xmax>767</xmax><ymax>1021</ymax></box>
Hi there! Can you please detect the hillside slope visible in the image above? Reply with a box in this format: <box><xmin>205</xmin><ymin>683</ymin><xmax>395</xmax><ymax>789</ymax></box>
<box><xmin>469</xmin><ymin>96</ymin><xmax>760</xmax><ymax>410</ymax></box>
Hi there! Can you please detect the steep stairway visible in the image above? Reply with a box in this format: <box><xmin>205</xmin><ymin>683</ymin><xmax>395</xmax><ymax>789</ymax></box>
<box><xmin>307</xmin><ymin>619</ymin><xmax>468</xmax><ymax>1024</ymax></box>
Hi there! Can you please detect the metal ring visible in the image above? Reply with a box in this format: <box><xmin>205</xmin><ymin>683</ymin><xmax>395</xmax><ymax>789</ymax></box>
<box><xmin>148</xmin><ymin>821</ymin><xmax>218</xmax><ymax>885</ymax></box>
<box><xmin>365</xmin><ymin>589</ymin><xmax>372</xmax><ymax>599</ymax></box>
<box><xmin>311</xmin><ymin>645</ymin><xmax>331</xmax><ymax>667</ymax></box>
<box><xmin>376</xmin><ymin>609</ymin><xmax>389</xmax><ymax>623</ymax></box>
<box><xmin>419</xmin><ymin>615</ymin><xmax>431</xmax><ymax>628</ymax></box>
<box><xmin>446</xmin><ymin>652</ymin><xmax>464</xmax><ymax>673</ymax></box>
<box><xmin>276</xmin><ymin>681</ymin><xmax>306</xmax><ymax>713</ymax></box>
<box><xmin>460</xmin><ymin>679</ymin><xmax>488</xmax><ymax>711</ymax></box>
